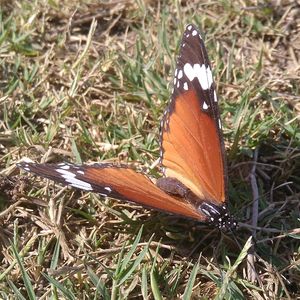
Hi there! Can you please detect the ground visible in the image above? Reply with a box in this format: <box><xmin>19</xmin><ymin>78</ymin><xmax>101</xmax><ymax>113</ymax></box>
<box><xmin>0</xmin><ymin>1</ymin><xmax>299</xmax><ymax>299</ymax></box>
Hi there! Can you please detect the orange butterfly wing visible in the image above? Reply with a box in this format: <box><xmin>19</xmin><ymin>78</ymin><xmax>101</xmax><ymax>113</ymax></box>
<box><xmin>160</xmin><ymin>24</ymin><xmax>227</xmax><ymax>205</ymax></box>
<box><xmin>18</xmin><ymin>162</ymin><xmax>205</xmax><ymax>221</ymax></box>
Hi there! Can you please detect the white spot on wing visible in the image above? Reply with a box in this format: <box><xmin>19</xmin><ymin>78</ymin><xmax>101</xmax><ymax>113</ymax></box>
<box><xmin>187</xmin><ymin>25</ymin><xmax>192</xmax><ymax>31</ymax></box>
<box><xmin>104</xmin><ymin>187</ymin><xmax>112</xmax><ymax>192</ymax></box>
<box><xmin>71</xmin><ymin>182</ymin><xmax>92</xmax><ymax>190</ymax></box>
<box><xmin>203</xmin><ymin>102</ymin><xmax>208</xmax><ymax>110</ymax></box>
<box><xmin>70</xmin><ymin>183</ymin><xmax>91</xmax><ymax>190</ymax></box>
<box><xmin>183</xmin><ymin>63</ymin><xmax>195</xmax><ymax>82</ymax></box>
<box><xmin>183</xmin><ymin>82</ymin><xmax>188</xmax><ymax>90</ymax></box>
<box><xmin>60</xmin><ymin>165</ymin><xmax>70</xmax><ymax>170</ymax></box>
<box><xmin>178</xmin><ymin>70</ymin><xmax>183</xmax><ymax>79</ymax></box>
<box><xmin>77</xmin><ymin>170</ymin><xmax>84</xmax><ymax>174</ymax></box>
<box><xmin>192</xmin><ymin>30</ymin><xmax>197</xmax><ymax>36</ymax></box>
<box><xmin>218</xmin><ymin>119</ymin><xmax>222</xmax><ymax>129</ymax></box>
<box><xmin>214</xmin><ymin>90</ymin><xmax>218</xmax><ymax>102</ymax></box>
<box><xmin>204</xmin><ymin>67</ymin><xmax>213</xmax><ymax>89</ymax></box>
<box><xmin>183</xmin><ymin>63</ymin><xmax>213</xmax><ymax>90</ymax></box>
<box><xmin>56</xmin><ymin>169</ymin><xmax>92</xmax><ymax>191</ymax></box>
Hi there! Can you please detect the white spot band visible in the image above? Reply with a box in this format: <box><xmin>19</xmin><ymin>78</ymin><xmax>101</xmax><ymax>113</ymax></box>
<box><xmin>56</xmin><ymin>169</ymin><xmax>92</xmax><ymax>191</ymax></box>
<box><xmin>183</xmin><ymin>63</ymin><xmax>213</xmax><ymax>90</ymax></box>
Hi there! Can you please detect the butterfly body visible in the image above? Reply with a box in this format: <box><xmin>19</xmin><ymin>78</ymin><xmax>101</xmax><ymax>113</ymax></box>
<box><xmin>156</xmin><ymin>177</ymin><xmax>236</xmax><ymax>229</ymax></box>
<box><xmin>18</xmin><ymin>24</ymin><xmax>237</xmax><ymax>230</ymax></box>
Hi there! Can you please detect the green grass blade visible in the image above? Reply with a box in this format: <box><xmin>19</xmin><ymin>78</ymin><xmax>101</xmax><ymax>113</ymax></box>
<box><xmin>42</xmin><ymin>273</ymin><xmax>76</xmax><ymax>300</ymax></box>
<box><xmin>215</xmin><ymin>237</ymin><xmax>253</xmax><ymax>300</ymax></box>
<box><xmin>7</xmin><ymin>280</ymin><xmax>27</xmax><ymax>300</ymax></box>
<box><xmin>50</xmin><ymin>240</ymin><xmax>61</xmax><ymax>269</ymax></box>
<box><xmin>121</xmin><ymin>225</ymin><xmax>144</xmax><ymax>269</ymax></box>
<box><xmin>117</xmin><ymin>240</ymin><xmax>150</xmax><ymax>286</ymax></box>
<box><xmin>182</xmin><ymin>262</ymin><xmax>200</xmax><ymax>300</ymax></box>
<box><xmin>141</xmin><ymin>265</ymin><xmax>148</xmax><ymax>299</ymax></box>
<box><xmin>11</xmin><ymin>244</ymin><xmax>36</xmax><ymax>300</ymax></box>
<box><xmin>87</xmin><ymin>266</ymin><xmax>110</xmax><ymax>300</ymax></box>
<box><xmin>150</xmin><ymin>269</ymin><xmax>163</xmax><ymax>300</ymax></box>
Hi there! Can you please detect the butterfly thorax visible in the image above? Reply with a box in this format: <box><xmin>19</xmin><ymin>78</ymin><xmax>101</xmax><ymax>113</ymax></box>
<box><xmin>199</xmin><ymin>202</ymin><xmax>237</xmax><ymax>230</ymax></box>
<box><xmin>156</xmin><ymin>177</ymin><xmax>237</xmax><ymax>230</ymax></box>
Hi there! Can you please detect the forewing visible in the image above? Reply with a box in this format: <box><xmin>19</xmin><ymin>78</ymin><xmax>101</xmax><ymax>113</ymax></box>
<box><xmin>160</xmin><ymin>24</ymin><xmax>227</xmax><ymax>204</ymax></box>
<box><xmin>18</xmin><ymin>162</ymin><xmax>205</xmax><ymax>221</ymax></box>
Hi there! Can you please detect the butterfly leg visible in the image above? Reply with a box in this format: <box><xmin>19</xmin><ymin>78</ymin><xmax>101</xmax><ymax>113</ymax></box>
<box><xmin>156</xmin><ymin>177</ymin><xmax>191</xmax><ymax>198</ymax></box>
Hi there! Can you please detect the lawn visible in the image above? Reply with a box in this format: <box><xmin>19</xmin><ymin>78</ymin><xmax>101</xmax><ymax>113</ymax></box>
<box><xmin>0</xmin><ymin>0</ymin><xmax>299</xmax><ymax>299</ymax></box>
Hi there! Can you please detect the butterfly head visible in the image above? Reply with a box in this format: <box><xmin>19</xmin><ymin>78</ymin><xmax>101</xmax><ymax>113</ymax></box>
<box><xmin>199</xmin><ymin>202</ymin><xmax>237</xmax><ymax>231</ymax></box>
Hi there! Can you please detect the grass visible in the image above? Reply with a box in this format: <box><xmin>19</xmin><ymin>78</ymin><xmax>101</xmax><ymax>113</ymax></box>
<box><xmin>1</xmin><ymin>0</ymin><xmax>300</xmax><ymax>298</ymax></box>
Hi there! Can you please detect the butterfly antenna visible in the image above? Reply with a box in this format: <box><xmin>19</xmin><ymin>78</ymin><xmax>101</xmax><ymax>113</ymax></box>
<box><xmin>229</xmin><ymin>227</ymin><xmax>242</xmax><ymax>251</ymax></box>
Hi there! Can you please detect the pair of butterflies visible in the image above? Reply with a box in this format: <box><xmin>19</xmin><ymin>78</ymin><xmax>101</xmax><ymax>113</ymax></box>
<box><xmin>18</xmin><ymin>24</ymin><xmax>237</xmax><ymax>230</ymax></box>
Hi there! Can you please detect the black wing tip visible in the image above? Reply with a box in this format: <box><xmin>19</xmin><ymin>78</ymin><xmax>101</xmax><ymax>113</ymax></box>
<box><xmin>17</xmin><ymin>161</ymin><xmax>131</xmax><ymax>172</ymax></box>
<box><xmin>185</xmin><ymin>23</ymin><xmax>196</xmax><ymax>29</ymax></box>
<box><xmin>184</xmin><ymin>23</ymin><xmax>201</xmax><ymax>33</ymax></box>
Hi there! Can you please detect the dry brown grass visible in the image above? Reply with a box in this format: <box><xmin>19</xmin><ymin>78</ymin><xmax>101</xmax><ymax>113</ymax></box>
<box><xmin>0</xmin><ymin>0</ymin><xmax>299</xmax><ymax>298</ymax></box>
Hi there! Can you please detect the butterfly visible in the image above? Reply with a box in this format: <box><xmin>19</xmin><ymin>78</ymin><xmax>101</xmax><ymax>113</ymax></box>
<box><xmin>18</xmin><ymin>24</ymin><xmax>237</xmax><ymax>230</ymax></box>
